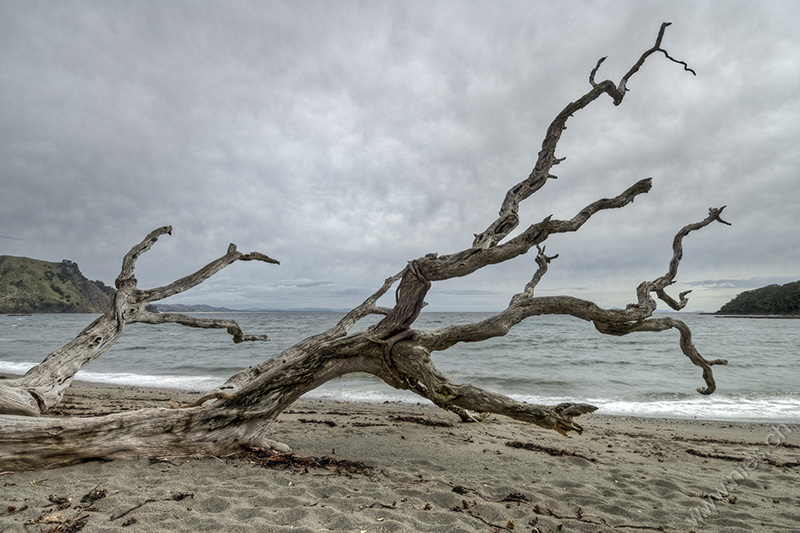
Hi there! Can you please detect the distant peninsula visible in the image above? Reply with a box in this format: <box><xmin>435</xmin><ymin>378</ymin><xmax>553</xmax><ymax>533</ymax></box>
<box><xmin>716</xmin><ymin>280</ymin><xmax>800</xmax><ymax>316</ymax></box>
<box><xmin>152</xmin><ymin>304</ymin><xmax>351</xmax><ymax>313</ymax></box>
<box><xmin>0</xmin><ymin>255</ymin><xmax>114</xmax><ymax>314</ymax></box>
<box><xmin>0</xmin><ymin>256</ymin><xmax>348</xmax><ymax>315</ymax></box>
<box><xmin>152</xmin><ymin>303</ymin><xmax>239</xmax><ymax>313</ymax></box>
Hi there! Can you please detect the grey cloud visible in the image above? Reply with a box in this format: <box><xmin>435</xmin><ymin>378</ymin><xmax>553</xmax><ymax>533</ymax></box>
<box><xmin>2</xmin><ymin>0</ymin><xmax>798</xmax><ymax>313</ymax></box>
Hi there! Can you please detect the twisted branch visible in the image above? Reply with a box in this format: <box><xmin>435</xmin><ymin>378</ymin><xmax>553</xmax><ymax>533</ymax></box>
<box><xmin>415</xmin><ymin>206</ymin><xmax>730</xmax><ymax>396</ymax></box>
<box><xmin>427</xmin><ymin>178</ymin><xmax>653</xmax><ymax>283</ymax></box>
<box><xmin>388</xmin><ymin>343</ymin><xmax>597</xmax><ymax>435</ymax></box>
<box><xmin>616</xmin><ymin>22</ymin><xmax>696</xmax><ymax>99</ymax></box>
<box><xmin>472</xmin><ymin>23</ymin><xmax>692</xmax><ymax>250</ymax></box>
<box><xmin>135</xmin><ymin>313</ymin><xmax>270</xmax><ymax>343</ymax></box>
<box><xmin>522</xmin><ymin>245</ymin><xmax>558</xmax><ymax>296</ymax></box>
<box><xmin>637</xmin><ymin>206</ymin><xmax>731</xmax><ymax>311</ymax></box>
<box><xmin>116</xmin><ymin>226</ymin><xmax>173</xmax><ymax>289</ymax></box>
<box><xmin>595</xmin><ymin>316</ymin><xmax>727</xmax><ymax>394</ymax></box>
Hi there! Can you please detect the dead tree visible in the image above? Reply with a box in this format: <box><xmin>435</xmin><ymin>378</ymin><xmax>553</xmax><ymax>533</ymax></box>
<box><xmin>0</xmin><ymin>23</ymin><xmax>729</xmax><ymax>470</ymax></box>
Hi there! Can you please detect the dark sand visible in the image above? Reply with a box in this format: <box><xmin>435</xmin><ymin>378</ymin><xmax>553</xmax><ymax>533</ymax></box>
<box><xmin>1</xmin><ymin>381</ymin><xmax>798</xmax><ymax>532</ymax></box>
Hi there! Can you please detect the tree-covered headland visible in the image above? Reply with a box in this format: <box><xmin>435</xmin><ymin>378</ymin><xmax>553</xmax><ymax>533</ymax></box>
<box><xmin>717</xmin><ymin>280</ymin><xmax>800</xmax><ymax>315</ymax></box>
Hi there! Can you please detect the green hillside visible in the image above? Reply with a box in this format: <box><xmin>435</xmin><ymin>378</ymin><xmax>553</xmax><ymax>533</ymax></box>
<box><xmin>0</xmin><ymin>256</ymin><xmax>114</xmax><ymax>313</ymax></box>
<box><xmin>716</xmin><ymin>280</ymin><xmax>800</xmax><ymax>315</ymax></box>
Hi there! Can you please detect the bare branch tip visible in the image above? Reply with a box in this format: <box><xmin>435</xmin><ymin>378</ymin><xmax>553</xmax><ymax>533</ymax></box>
<box><xmin>246</xmin><ymin>252</ymin><xmax>280</xmax><ymax>264</ymax></box>
<box><xmin>148</xmin><ymin>225</ymin><xmax>172</xmax><ymax>237</ymax></box>
<box><xmin>709</xmin><ymin>205</ymin><xmax>732</xmax><ymax>226</ymax></box>
<box><xmin>589</xmin><ymin>56</ymin><xmax>608</xmax><ymax>86</ymax></box>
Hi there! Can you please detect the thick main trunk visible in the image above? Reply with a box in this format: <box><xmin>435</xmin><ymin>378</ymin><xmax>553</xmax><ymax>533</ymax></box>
<box><xmin>0</xmin><ymin>406</ymin><xmax>287</xmax><ymax>471</ymax></box>
<box><xmin>0</xmin><ymin>342</ymin><xmax>380</xmax><ymax>470</ymax></box>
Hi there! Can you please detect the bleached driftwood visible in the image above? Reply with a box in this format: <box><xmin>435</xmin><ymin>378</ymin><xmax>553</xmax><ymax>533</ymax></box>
<box><xmin>0</xmin><ymin>23</ymin><xmax>729</xmax><ymax>470</ymax></box>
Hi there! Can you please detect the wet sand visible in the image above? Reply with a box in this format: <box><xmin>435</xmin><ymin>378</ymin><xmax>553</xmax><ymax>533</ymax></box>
<box><xmin>1</xmin><ymin>381</ymin><xmax>798</xmax><ymax>532</ymax></box>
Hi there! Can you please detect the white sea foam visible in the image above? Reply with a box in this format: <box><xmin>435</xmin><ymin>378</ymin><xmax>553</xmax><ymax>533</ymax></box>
<box><xmin>0</xmin><ymin>361</ymin><xmax>36</xmax><ymax>374</ymax></box>
<box><xmin>72</xmin><ymin>370</ymin><xmax>225</xmax><ymax>391</ymax></box>
<box><xmin>0</xmin><ymin>361</ymin><xmax>224</xmax><ymax>391</ymax></box>
<box><xmin>590</xmin><ymin>395</ymin><xmax>800</xmax><ymax>422</ymax></box>
<box><xmin>303</xmin><ymin>386</ymin><xmax>427</xmax><ymax>405</ymax></box>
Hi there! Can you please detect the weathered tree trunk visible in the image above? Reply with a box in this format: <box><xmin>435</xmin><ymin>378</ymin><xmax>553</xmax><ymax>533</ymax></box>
<box><xmin>0</xmin><ymin>23</ymin><xmax>730</xmax><ymax>471</ymax></box>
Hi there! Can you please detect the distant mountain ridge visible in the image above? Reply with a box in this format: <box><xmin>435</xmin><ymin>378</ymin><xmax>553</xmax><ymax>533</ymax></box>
<box><xmin>0</xmin><ymin>255</ymin><xmax>114</xmax><ymax>314</ymax></box>
<box><xmin>716</xmin><ymin>280</ymin><xmax>800</xmax><ymax>316</ymax></box>
<box><xmin>152</xmin><ymin>304</ymin><xmax>351</xmax><ymax>313</ymax></box>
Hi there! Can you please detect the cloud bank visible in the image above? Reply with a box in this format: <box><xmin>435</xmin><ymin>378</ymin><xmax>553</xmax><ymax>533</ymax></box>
<box><xmin>2</xmin><ymin>1</ymin><xmax>798</xmax><ymax>312</ymax></box>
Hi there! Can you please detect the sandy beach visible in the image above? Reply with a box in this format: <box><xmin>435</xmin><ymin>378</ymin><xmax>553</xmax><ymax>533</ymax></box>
<box><xmin>1</xmin><ymin>382</ymin><xmax>798</xmax><ymax>532</ymax></box>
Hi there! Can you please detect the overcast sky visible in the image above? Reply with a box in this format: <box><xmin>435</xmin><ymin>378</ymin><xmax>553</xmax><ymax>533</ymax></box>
<box><xmin>2</xmin><ymin>1</ymin><xmax>798</xmax><ymax>313</ymax></box>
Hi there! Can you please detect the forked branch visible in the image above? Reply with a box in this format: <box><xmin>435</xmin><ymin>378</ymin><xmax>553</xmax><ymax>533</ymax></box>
<box><xmin>522</xmin><ymin>245</ymin><xmax>558</xmax><ymax>296</ymax></box>
<box><xmin>0</xmin><ymin>230</ymin><xmax>280</xmax><ymax>415</ymax></box>
<box><xmin>414</xmin><ymin>207</ymin><xmax>730</xmax><ymax>396</ymax></box>
<box><xmin>473</xmin><ymin>23</ymin><xmax>692</xmax><ymax>250</ymax></box>
<box><xmin>638</xmin><ymin>206</ymin><xmax>731</xmax><ymax>311</ymax></box>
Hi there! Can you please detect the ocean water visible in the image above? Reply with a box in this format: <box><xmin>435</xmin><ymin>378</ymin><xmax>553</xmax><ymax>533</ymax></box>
<box><xmin>1</xmin><ymin>312</ymin><xmax>797</xmax><ymax>422</ymax></box>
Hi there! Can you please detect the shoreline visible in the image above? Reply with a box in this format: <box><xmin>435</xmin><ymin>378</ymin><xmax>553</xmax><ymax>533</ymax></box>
<box><xmin>60</xmin><ymin>379</ymin><xmax>800</xmax><ymax>424</ymax></box>
<box><xmin>704</xmin><ymin>313</ymin><xmax>800</xmax><ymax>319</ymax></box>
<box><xmin>4</xmin><ymin>373</ymin><xmax>798</xmax><ymax>425</ymax></box>
<box><xmin>2</xmin><ymin>381</ymin><xmax>799</xmax><ymax>532</ymax></box>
